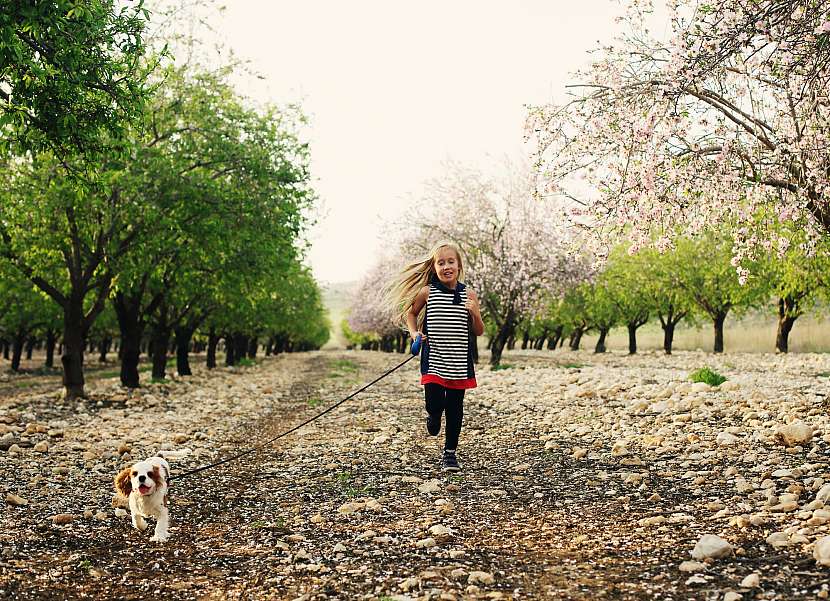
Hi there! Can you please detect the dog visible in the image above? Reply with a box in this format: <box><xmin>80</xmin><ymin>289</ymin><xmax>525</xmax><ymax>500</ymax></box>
<box><xmin>114</xmin><ymin>450</ymin><xmax>190</xmax><ymax>542</ymax></box>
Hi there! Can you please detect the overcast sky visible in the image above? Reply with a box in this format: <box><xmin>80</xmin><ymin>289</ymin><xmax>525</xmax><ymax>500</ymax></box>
<box><xmin>212</xmin><ymin>1</ymin><xmax>668</xmax><ymax>284</ymax></box>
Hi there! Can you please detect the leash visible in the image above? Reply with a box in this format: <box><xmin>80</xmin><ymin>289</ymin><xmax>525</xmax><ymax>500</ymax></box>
<box><xmin>168</xmin><ymin>353</ymin><xmax>418</xmax><ymax>482</ymax></box>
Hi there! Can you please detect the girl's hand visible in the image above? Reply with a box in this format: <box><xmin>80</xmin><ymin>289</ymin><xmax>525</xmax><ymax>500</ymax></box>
<box><xmin>465</xmin><ymin>290</ymin><xmax>481</xmax><ymax>315</ymax></box>
<box><xmin>410</xmin><ymin>330</ymin><xmax>426</xmax><ymax>343</ymax></box>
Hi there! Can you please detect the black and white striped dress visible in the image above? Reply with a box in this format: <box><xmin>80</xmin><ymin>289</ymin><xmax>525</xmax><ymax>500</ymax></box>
<box><xmin>420</xmin><ymin>281</ymin><xmax>476</xmax><ymax>389</ymax></box>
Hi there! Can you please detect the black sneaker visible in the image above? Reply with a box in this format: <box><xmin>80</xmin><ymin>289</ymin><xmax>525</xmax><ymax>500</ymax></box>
<box><xmin>441</xmin><ymin>450</ymin><xmax>460</xmax><ymax>472</ymax></box>
<box><xmin>426</xmin><ymin>414</ymin><xmax>441</xmax><ymax>436</ymax></box>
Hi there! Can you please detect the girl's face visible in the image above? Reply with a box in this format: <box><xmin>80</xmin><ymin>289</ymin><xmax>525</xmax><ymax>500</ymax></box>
<box><xmin>433</xmin><ymin>248</ymin><xmax>460</xmax><ymax>288</ymax></box>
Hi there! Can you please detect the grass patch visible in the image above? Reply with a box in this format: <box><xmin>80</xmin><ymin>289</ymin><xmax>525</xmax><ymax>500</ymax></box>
<box><xmin>328</xmin><ymin>358</ymin><xmax>359</xmax><ymax>379</ymax></box>
<box><xmin>689</xmin><ymin>366</ymin><xmax>727</xmax><ymax>387</ymax></box>
<box><xmin>307</xmin><ymin>397</ymin><xmax>325</xmax><ymax>408</ymax></box>
<box><xmin>237</xmin><ymin>357</ymin><xmax>256</xmax><ymax>367</ymax></box>
<box><xmin>817</xmin><ymin>371</ymin><xmax>830</xmax><ymax>378</ymax></box>
<box><xmin>561</xmin><ymin>362</ymin><xmax>583</xmax><ymax>369</ymax></box>
<box><xmin>334</xmin><ymin>471</ymin><xmax>374</xmax><ymax>498</ymax></box>
<box><xmin>491</xmin><ymin>363</ymin><xmax>514</xmax><ymax>371</ymax></box>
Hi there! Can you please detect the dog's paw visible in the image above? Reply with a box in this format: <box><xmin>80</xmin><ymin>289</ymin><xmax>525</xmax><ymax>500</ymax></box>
<box><xmin>134</xmin><ymin>518</ymin><xmax>148</xmax><ymax>531</ymax></box>
<box><xmin>150</xmin><ymin>533</ymin><xmax>169</xmax><ymax>543</ymax></box>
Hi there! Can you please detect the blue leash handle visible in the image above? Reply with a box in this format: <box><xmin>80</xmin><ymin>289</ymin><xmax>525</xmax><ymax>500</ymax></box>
<box><xmin>410</xmin><ymin>333</ymin><xmax>423</xmax><ymax>355</ymax></box>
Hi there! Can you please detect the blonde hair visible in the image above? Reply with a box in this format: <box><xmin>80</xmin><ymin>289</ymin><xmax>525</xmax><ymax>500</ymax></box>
<box><xmin>386</xmin><ymin>242</ymin><xmax>465</xmax><ymax>327</ymax></box>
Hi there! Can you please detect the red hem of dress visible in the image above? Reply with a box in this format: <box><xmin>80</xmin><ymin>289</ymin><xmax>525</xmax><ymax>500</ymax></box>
<box><xmin>421</xmin><ymin>374</ymin><xmax>477</xmax><ymax>389</ymax></box>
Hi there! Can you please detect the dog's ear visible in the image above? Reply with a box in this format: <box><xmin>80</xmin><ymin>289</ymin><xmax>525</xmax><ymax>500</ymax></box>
<box><xmin>114</xmin><ymin>467</ymin><xmax>133</xmax><ymax>497</ymax></box>
<box><xmin>150</xmin><ymin>465</ymin><xmax>166</xmax><ymax>487</ymax></box>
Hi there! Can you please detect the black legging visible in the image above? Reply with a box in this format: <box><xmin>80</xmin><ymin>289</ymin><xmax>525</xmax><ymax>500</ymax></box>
<box><xmin>424</xmin><ymin>383</ymin><xmax>465</xmax><ymax>451</ymax></box>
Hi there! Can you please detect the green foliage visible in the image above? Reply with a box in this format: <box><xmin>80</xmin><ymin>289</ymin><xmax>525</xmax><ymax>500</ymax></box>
<box><xmin>0</xmin><ymin>0</ymin><xmax>155</xmax><ymax>158</ymax></box>
<box><xmin>237</xmin><ymin>358</ymin><xmax>256</xmax><ymax>367</ymax></box>
<box><xmin>689</xmin><ymin>367</ymin><xmax>727</xmax><ymax>387</ymax></box>
<box><xmin>491</xmin><ymin>363</ymin><xmax>514</xmax><ymax>371</ymax></box>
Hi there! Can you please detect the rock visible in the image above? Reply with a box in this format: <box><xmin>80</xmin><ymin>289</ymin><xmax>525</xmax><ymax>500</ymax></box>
<box><xmin>94</xmin><ymin>511</ymin><xmax>108</xmax><ymax>521</ymax></box>
<box><xmin>173</xmin><ymin>433</ymin><xmax>189</xmax><ymax>444</ymax></box>
<box><xmin>468</xmin><ymin>571</ymin><xmax>495</xmax><ymax>585</ymax></box>
<box><xmin>739</xmin><ymin>573</ymin><xmax>760</xmax><ymax>588</ymax></box>
<box><xmin>611</xmin><ymin>441</ymin><xmax>629</xmax><ymax>456</ymax></box>
<box><xmin>310</xmin><ymin>513</ymin><xmax>324</xmax><ymax>523</ymax></box>
<box><xmin>816</xmin><ymin>484</ymin><xmax>830</xmax><ymax>504</ymax></box>
<box><xmin>775</xmin><ymin>421</ymin><xmax>813</xmax><ymax>447</ymax></box>
<box><xmin>52</xmin><ymin>514</ymin><xmax>75</xmax><ymax>525</ymax></box>
<box><xmin>691</xmin><ymin>534</ymin><xmax>732</xmax><ymax>560</ymax></box>
<box><xmin>8</xmin><ymin>444</ymin><xmax>21</xmax><ymax>454</ymax></box>
<box><xmin>333</xmin><ymin>542</ymin><xmax>347</xmax><ymax>553</ymax></box>
<box><xmin>716</xmin><ymin>432</ymin><xmax>739</xmax><ymax>446</ymax></box>
<box><xmin>33</xmin><ymin>441</ymin><xmax>48</xmax><ymax>453</ymax></box>
<box><xmin>724</xmin><ymin>593</ymin><xmax>742</xmax><ymax>601</ymax></box>
<box><xmin>418</xmin><ymin>479</ymin><xmax>441</xmax><ymax>494</ymax></box>
<box><xmin>685</xmin><ymin>575</ymin><xmax>708</xmax><ymax>585</ymax></box>
<box><xmin>429</xmin><ymin>524</ymin><xmax>450</xmax><ymax>537</ymax></box>
<box><xmin>400</xmin><ymin>577</ymin><xmax>419</xmax><ymax>592</ymax></box>
<box><xmin>765</xmin><ymin>532</ymin><xmax>790</xmax><ymax>547</ymax></box>
<box><xmin>415</xmin><ymin>537</ymin><xmax>436</xmax><ymax>548</ymax></box>
<box><xmin>5</xmin><ymin>493</ymin><xmax>28</xmax><ymax>506</ymax></box>
<box><xmin>814</xmin><ymin>536</ymin><xmax>830</xmax><ymax>566</ymax></box>
<box><xmin>679</xmin><ymin>560</ymin><xmax>707</xmax><ymax>572</ymax></box>
<box><xmin>572</xmin><ymin>447</ymin><xmax>587</xmax><ymax>459</ymax></box>
<box><xmin>115</xmin><ymin>508</ymin><xmax>128</xmax><ymax>518</ymax></box>
<box><xmin>337</xmin><ymin>502</ymin><xmax>362</xmax><ymax>514</ymax></box>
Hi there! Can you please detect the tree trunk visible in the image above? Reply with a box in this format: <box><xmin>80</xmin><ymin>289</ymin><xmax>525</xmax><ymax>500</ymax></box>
<box><xmin>206</xmin><ymin>328</ymin><xmax>218</xmax><ymax>369</ymax></box>
<box><xmin>506</xmin><ymin>334</ymin><xmax>516</xmax><ymax>351</ymax></box>
<box><xmin>521</xmin><ymin>331</ymin><xmax>530</xmax><ymax>350</ymax></box>
<box><xmin>224</xmin><ymin>334</ymin><xmax>236</xmax><ymax>366</ymax></box>
<box><xmin>713</xmin><ymin>312</ymin><xmax>727</xmax><ymax>354</ymax></box>
<box><xmin>114</xmin><ymin>295</ymin><xmax>144</xmax><ymax>389</ymax></box>
<box><xmin>2</xmin><ymin>339</ymin><xmax>9</xmax><ymax>360</ymax></box>
<box><xmin>775</xmin><ymin>297</ymin><xmax>799</xmax><ymax>353</ymax></box>
<box><xmin>151</xmin><ymin>329</ymin><xmax>171</xmax><ymax>380</ymax></box>
<box><xmin>627</xmin><ymin>323</ymin><xmax>638</xmax><ymax>355</ymax></box>
<box><xmin>247</xmin><ymin>336</ymin><xmax>258</xmax><ymax>359</ymax></box>
<box><xmin>11</xmin><ymin>331</ymin><xmax>25</xmax><ymax>372</ymax></box>
<box><xmin>61</xmin><ymin>299</ymin><xmax>86</xmax><ymax>400</ymax></box>
<box><xmin>547</xmin><ymin>326</ymin><xmax>563</xmax><ymax>350</ymax></box>
<box><xmin>45</xmin><ymin>329</ymin><xmax>56</xmax><ymax>368</ymax></box>
<box><xmin>234</xmin><ymin>334</ymin><xmax>248</xmax><ymax>364</ymax></box>
<box><xmin>569</xmin><ymin>328</ymin><xmax>585</xmax><ymax>351</ymax></box>
<box><xmin>265</xmin><ymin>337</ymin><xmax>274</xmax><ymax>356</ymax></box>
<box><xmin>594</xmin><ymin>328</ymin><xmax>608</xmax><ymax>353</ymax></box>
<box><xmin>175</xmin><ymin>326</ymin><xmax>195</xmax><ymax>376</ymax></box>
<box><xmin>489</xmin><ymin>322</ymin><xmax>514</xmax><ymax>367</ymax></box>
<box><xmin>25</xmin><ymin>338</ymin><xmax>35</xmax><ymax>360</ymax></box>
<box><xmin>662</xmin><ymin>322</ymin><xmax>675</xmax><ymax>355</ymax></box>
<box><xmin>98</xmin><ymin>336</ymin><xmax>111</xmax><ymax>363</ymax></box>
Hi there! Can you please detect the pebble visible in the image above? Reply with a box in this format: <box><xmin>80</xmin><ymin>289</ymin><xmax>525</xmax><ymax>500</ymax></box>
<box><xmin>418</xmin><ymin>480</ymin><xmax>441</xmax><ymax>494</ymax></box>
<box><xmin>415</xmin><ymin>537</ymin><xmax>436</xmax><ymax>548</ymax></box>
<box><xmin>678</xmin><ymin>560</ymin><xmax>706</xmax><ymax>572</ymax></box>
<box><xmin>52</xmin><ymin>513</ymin><xmax>75</xmax><ymax>525</ymax></box>
<box><xmin>691</xmin><ymin>534</ymin><xmax>732</xmax><ymax>560</ymax></box>
<box><xmin>5</xmin><ymin>493</ymin><xmax>28</xmax><ymax>506</ymax></box>
<box><xmin>723</xmin><ymin>592</ymin><xmax>742</xmax><ymax>601</ymax></box>
<box><xmin>814</xmin><ymin>536</ymin><xmax>830</xmax><ymax>566</ymax></box>
<box><xmin>467</xmin><ymin>571</ymin><xmax>495</xmax><ymax>585</ymax></box>
<box><xmin>33</xmin><ymin>441</ymin><xmax>48</xmax><ymax>453</ymax></box>
<box><xmin>739</xmin><ymin>573</ymin><xmax>760</xmax><ymax>588</ymax></box>
<box><xmin>775</xmin><ymin>421</ymin><xmax>813</xmax><ymax>446</ymax></box>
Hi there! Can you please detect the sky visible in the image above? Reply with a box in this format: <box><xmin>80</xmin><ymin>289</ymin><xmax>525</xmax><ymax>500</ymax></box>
<box><xmin>212</xmin><ymin>0</ymin><xmax>667</xmax><ymax>284</ymax></box>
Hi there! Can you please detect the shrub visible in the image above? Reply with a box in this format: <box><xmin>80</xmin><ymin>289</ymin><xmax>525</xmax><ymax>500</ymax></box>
<box><xmin>689</xmin><ymin>367</ymin><xmax>727</xmax><ymax>387</ymax></box>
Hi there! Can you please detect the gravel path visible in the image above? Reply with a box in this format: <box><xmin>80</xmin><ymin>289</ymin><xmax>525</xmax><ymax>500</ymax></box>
<box><xmin>3</xmin><ymin>349</ymin><xmax>830</xmax><ymax>600</ymax></box>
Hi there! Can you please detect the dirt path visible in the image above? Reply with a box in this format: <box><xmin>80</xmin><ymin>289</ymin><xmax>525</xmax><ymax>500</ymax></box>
<box><xmin>2</xmin><ymin>349</ymin><xmax>830</xmax><ymax>599</ymax></box>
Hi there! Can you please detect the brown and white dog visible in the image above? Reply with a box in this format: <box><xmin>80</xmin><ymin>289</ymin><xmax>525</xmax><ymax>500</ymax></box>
<box><xmin>114</xmin><ymin>450</ymin><xmax>189</xmax><ymax>542</ymax></box>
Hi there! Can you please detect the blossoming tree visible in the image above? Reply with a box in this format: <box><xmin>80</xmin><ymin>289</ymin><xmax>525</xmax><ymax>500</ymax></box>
<box><xmin>528</xmin><ymin>0</ymin><xmax>830</xmax><ymax>275</ymax></box>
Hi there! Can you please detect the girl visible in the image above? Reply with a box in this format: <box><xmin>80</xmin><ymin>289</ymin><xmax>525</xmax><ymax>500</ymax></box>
<box><xmin>389</xmin><ymin>242</ymin><xmax>485</xmax><ymax>472</ymax></box>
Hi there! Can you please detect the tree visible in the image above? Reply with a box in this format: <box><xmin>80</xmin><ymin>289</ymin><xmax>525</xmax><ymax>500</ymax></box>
<box><xmin>672</xmin><ymin>231</ymin><xmax>767</xmax><ymax>353</ymax></box>
<box><xmin>403</xmin><ymin>161</ymin><xmax>591</xmax><ymax>366</ymax></box>
<box><xmin>0</xmin><ymin>0</ymin><xmax>154</xmax><ymax>158</ymax></box>
<box><xmin>528</xmin><ymin>0</ymin><xmax>830</xmax><ymax>271</ymax></box>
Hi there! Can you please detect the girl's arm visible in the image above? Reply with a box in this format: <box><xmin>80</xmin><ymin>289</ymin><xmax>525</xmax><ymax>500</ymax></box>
<box><xmin>406</xmin><ymin>286</ymin><xmax>429</xmax><ymax>340</ymax></box>
<box><xmin>466</xmin><ymin>289</ymin><xmax>485</xmax><ymax>336</ymax></box>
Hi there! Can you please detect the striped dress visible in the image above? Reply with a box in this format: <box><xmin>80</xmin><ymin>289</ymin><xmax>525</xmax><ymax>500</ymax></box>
<box><xmin>420</xmin><ymin>281</ymin><xmax>477</xmax><ymax>389</ymax></box>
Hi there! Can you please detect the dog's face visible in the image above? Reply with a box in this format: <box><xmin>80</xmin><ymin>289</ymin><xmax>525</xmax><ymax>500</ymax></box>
<box><xmin>115</xmin><ymin>460</ymin><xmax>165</xmax><ymax>497</ymax></box>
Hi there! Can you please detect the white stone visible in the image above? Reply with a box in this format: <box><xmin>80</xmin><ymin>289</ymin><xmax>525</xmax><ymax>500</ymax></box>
<box><xmin>724</xmin><ymin>592</ymin><xmax>742</xmax><ymax>601</ymax></box>
<box><xmin>716</xmin><ymin>432</ymin><xmax>740</xmax><ymax>446</ymax></box>
<box><xmin>691</xmin><ymin>534</ymin><xmax>733</xmax><ymax>560</ymax></box>
<box><xmin>678</xmin><ymin>560</ymin><xmax>706</xmax><ymax>572</ymax></box>
<box><xmin>739</xmin><ymin>573</ymin><xmax>760</xmax><ymax>588</ymax></box>
<box><xmin>468</xmin><ymin>571</ymin><xmax>495</xmax><ymax>585</ymax></box>
<box><xmin>418</xmin><ymin>479</ymin><xmax>442</xmax><ymax>494</ymax></box>
<box><xmin>765</xmin><ymin>532</ymin><xmax>790</xmax><ymax>547</ymax></box>
<box><xmin>775</xmin><ymin>421</ymin><xmax>813</xmax><ymax>447</ymax></box>
<box><xmin>814</xmin><ymin>536</ymin><xmax>830</xmax><ymax>566</ymax></box>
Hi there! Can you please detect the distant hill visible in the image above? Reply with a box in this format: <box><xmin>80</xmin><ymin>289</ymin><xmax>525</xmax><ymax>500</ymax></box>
<box><xmin>321</xmin><ymin>280</ymin><xmax>358</xmax><ymax>349</ymax></box>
